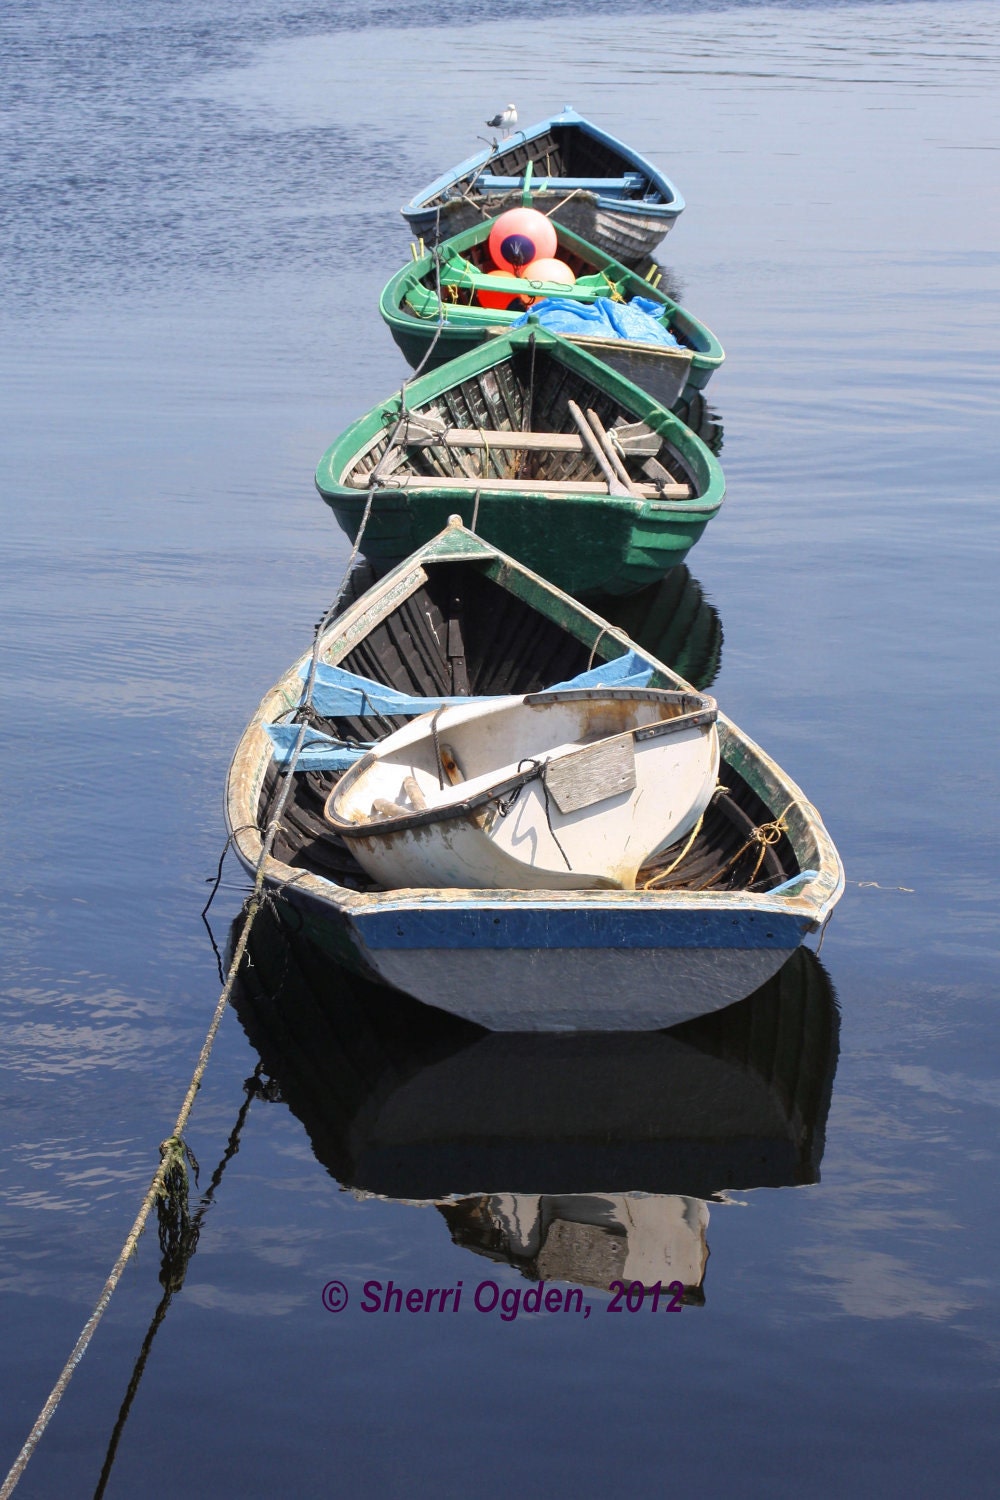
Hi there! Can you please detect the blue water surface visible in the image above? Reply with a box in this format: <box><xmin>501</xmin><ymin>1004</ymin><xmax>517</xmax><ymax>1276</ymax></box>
<box><xmin>1</xmin><ymin>1</ymin><xmax>998</xmax><ymax>1496</ymax></box>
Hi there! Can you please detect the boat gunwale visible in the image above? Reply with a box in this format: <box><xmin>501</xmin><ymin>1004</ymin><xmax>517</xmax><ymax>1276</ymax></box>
<box><xmin>226</xmin><ymin>526</ymin><xmax>844</xmax><ymax>926</ymax></box>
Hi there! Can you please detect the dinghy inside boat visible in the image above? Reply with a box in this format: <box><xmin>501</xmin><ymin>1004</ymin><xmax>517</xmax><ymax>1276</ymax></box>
<box><xmin>323</xmin><ymin>687</ymin><xmax>719</xmax><ymax>892</ymax></box>
<box><xmin>253</xmin><ymin>552</ymin><xmax>803</xmax><ymax>900</ymax></box>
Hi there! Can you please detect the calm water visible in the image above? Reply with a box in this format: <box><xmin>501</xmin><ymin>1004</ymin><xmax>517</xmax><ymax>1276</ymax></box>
<box><xmin>2</xmin><ymin>0</ymin><xmax>999</xmax><ymax>1494</ymax></box>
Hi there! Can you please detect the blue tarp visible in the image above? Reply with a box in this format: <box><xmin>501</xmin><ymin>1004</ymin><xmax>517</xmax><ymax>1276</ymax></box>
<box><xmin>264</xmin><ymin>649</ymin><xmax>656</xmax><ymax>772</ymax></box>
<box><xmin>510</xmin><ymin>296</ymin><xmax>681</xmax><ymax>349</ymax></box>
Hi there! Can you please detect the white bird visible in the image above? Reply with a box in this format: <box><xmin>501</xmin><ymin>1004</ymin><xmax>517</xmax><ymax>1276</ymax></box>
<box><xmin>486</xmin><ymin>104</ymin><xmax>517</xmax><ymax>136</ymax></box>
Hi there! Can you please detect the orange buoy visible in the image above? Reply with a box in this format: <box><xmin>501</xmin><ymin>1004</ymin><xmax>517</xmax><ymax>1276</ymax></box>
<box><xmin>477</xmin><ymin>269</ymin><xmax>521</xmax><ymax>310</ymax></box>
<box><xmin>520</xmin><ymin>257</ymin><xmax>576</xmax><ymax>287</ymax></box>
<box><xmin>487</xmin><ymin>208</ymin><xmax>558</xmax><ymax>271</ymax></box>
<box><xmin>518</xmin><ymin>257</ymin><xmax>577</xmax><ymax>306</ymax></box>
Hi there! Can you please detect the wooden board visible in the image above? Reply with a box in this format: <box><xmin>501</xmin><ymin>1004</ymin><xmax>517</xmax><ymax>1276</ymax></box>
<box><xmin>544</xmin><ymin>733</ymin><xmax>636</xmax><ymax>814</ymax></box>
<box><xmin>349</xmin><ymin>476</ymin><xmax>692</xmax><ymax>498</ymax></box>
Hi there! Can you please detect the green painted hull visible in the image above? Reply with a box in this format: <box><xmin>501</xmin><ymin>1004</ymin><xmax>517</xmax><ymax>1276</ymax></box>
<box><xmin>315</xmin><ymin>327</ymin><xmax>726</xmax><ymax>598</ymax></box>
<box><xmin>380</xmin><ymin>218</ymin><xmax>724</xmax><ymax>413</ymax></box>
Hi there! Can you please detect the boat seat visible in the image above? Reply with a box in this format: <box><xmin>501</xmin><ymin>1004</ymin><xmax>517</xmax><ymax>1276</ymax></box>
<box><xmin>474</xmin><ymin>173</ymin><xmax>646</xmax><ymax>192</ymax></box>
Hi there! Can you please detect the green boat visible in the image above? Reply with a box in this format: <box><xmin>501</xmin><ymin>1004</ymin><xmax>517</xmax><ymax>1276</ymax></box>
<box><xmin>315</xmin><ymin>327</ymin><xmax>726</xmax><ymax>597</ymax></box>
<box><xmin>381</xmin><ymin>219</ymin><xmax>724</xmax><ymax>412</ymax></box>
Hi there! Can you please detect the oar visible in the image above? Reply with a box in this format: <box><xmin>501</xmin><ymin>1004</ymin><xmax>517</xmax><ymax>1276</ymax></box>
<box><xmin>586</xmin><ymin>407</ymin><xmax>642</xmax><ymax>498</ymax></box>
<box><xmin>566</xmin><ymin>400</ymin><xmax>631</xmax><ymax>497</ymax></box>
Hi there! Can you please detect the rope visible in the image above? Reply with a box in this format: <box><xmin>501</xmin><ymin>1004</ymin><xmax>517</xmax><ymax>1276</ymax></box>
<box><xmin>586</xmin><ymin>626</ymin><xmax>610</xmax><ymax>672</ymax></box>
<box><xmin>641</xmin><ymin>808</ymin><xmax>707</xmax><ymax>891</ymax></box>
<box><xmin>694</xmin><ymin>802</ymin><xmax>795</xmax><ymax>893</ymax></box>
<box><xmin>91</xmin><ymin>1070</ymin><xmax>262</xmax><ymax>1500</ymax></box>
<box><xmin>543</xmin><ymin>186</ymin><xmax>585</xmax><ymax>218</ymax></box>
<box><xmin>503</xmin><ymin>758</ymin><xmax>572</xmax><ymax>871</ymax></box>
<box><xmin>430</xmin><ymin>705</ymin><xmax>447</xmax><ymax>791</ymax></box>
<box><xmin>0</xmin><ymin>490</ymin><xmax>378</xmax><ymax>1500</ymax></box>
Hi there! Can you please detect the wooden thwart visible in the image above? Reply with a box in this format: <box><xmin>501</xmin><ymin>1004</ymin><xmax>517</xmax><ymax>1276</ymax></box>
<box><xmin>352</xmin><ymin>475</ymin><xmax>692</xmax><ymax>497</ymax></box>
<box><xmin>437</xmin><ymin>429</ymin><xmax>586</xmax><ymax>452</ymax></box>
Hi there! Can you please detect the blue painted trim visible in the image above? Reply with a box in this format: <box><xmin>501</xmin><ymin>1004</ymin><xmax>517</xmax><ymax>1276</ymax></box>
<box><xmin>767</xmin><ymin>870</ymin><xmax>820</xmax><ymax>895</ymax></box>
<box><xmin>351</xmin><ymin>904</ymin><xmax>809</xmax><ymax>953</ymax></box>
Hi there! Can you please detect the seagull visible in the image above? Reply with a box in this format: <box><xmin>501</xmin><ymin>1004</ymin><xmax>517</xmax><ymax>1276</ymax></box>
<box><xmin>486</xmin><ymin>104</ymin><xmax>517</xmax><ymax>136</ymax></box>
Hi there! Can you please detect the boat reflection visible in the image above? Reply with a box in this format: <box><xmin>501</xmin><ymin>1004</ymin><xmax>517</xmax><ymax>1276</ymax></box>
<box><xmin>589</xmin><ymin>562</ymin><xmax>723</xmax><ymax>691</ymax></box>
<box><xmin>233</xmin><ymin>906</ymin><xmax>839</xmax><ymax>1304</ymax></box>
<box><xmin>671</xmin><ymin>388</ymin><xmax>723</xmax><ymax>457</ymax></box>
<box><xmin>440</xmin><ymin>1193</ymin><xmax>711</xmax><ymax>1305</ymax></box>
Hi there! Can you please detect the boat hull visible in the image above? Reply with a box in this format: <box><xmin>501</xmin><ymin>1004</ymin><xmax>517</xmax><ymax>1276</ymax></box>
<box><xmin>237</xmin><ymin>886</ymin><xmax>830</xmax><ymax>1034</ymax></box>
<box><xmin>282</xmin><ymin>889</ymin><xmax>811</xmax><ymax>1031</ymax></box>
<box><xmin>388</xmin><ymin>319</ymin><xmax>699</xmax><ymax>414</ymax></box>
<box><xmin>321</xmin><ymin>483</ymin><xmax>717</xmax><ymax>597</ymax></box>
<box><xmin>328</xmin><ymin>689</ymin><xmax>719</xmax><ymax>892</ymax></box>
<box><xmin>227</xmin><ymin>524</ymin><xmax>845</xmax><ymax>1033</ymax></box>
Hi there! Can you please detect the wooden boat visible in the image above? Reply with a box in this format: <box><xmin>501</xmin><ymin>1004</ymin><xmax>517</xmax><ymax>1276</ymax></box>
<box><xmin>380</xmin><ymin>218</ymin><xmax>724</xmax><ymax>410</ymax></box>
<box><xmin>233</xmin><ymin>904</ymin><xmax>841</xmax><ymax>1200</ymax></box>
<box><xmin>314</xmin><ymin>327</ymin><xmax>726</xmax><ymax>598</ymax></box>
<box><xmin>401</xmin><ymin>106</ymin><xmax>685</xmax><ymax>267</ymax></box>
<box><xmin>227</xmin><ymin>520</ymin><xmax>844</xmax><ymax>1030</ymax></box>
<box><xmin>325</xmin><ymin>686</ymin><xmax>719</xmax><ymax>891</ymax></box>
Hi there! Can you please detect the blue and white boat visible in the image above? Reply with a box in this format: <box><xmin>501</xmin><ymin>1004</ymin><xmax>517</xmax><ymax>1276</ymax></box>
<box><xmin>226</xmin><ymin>520</ymin><xmax>843</xmax><ymax>1031</ymax></box>
<box><xmin>402</xmin><ymin>106</ymin><xmax>686</xmax><ymax>268</ymax></box>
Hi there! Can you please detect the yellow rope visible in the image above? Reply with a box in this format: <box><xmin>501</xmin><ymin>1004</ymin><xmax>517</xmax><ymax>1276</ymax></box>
<box><xmin>642</xmin><ymin>807</ymin><xmax>706</xmax><ymax>890</ymax></box>
<box><xmin>694</xmin><ymin>802</ymin><xmax>795</xmax><ymax>893</ymax></box>
<box><xmin>600</xmin><ymin>271</ymin><xmax>626</xmax><ymax>303</ymax></box>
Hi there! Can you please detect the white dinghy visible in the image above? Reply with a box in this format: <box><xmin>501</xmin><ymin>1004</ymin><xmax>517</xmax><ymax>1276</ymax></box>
<box><xmin>324</xmin><ymin>687</ymin><xmax>719</xmax><ymax>892</ymax></box>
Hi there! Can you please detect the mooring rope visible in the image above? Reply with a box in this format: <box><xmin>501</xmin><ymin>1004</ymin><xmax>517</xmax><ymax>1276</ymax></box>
<box><xmin>0</xmin><ymin>493</ymin><xmax>378</xmax><ymax>1500</ymax></box>
<box><xmin>91</xmin><ymin>1068</ymin><xmax>263</xmax><ymax>1500</ymax></box>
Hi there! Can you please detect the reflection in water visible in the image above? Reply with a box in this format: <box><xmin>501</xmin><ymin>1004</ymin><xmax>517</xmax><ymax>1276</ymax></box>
<box><xmin>590</xmin><ymin>561</ymin><xmax>723</xmax><ymax>692</ymax></box>
<box><xmin>233</xmin><ymin>905</ymin><xmax>839</xmax><ymax>1303</ymax></box>
<box><xmin>672</xmin><ymin>390</ymin><xmax>723</xmax><ymax>459</ymax></box>
<box><xmin>442</xmin><ymin>1194</ymin><xmax>710</xmax><ymax>1305</ymax></box>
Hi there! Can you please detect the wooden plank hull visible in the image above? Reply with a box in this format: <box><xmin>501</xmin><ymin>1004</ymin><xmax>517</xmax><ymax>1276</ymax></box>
<box><xmin>315</xmin><ymin>327</ymin><xmax>726</xmax><ymax>597</ymax></box>
<box><xmin>226</xmin><ymin>524</ymin><xmax>845</xmax><ymax>1032</ymax></box>
<box><xmin>405</xmin><ymin>192</ymin><xmax>680</xmax><ymax>267</ymax></box>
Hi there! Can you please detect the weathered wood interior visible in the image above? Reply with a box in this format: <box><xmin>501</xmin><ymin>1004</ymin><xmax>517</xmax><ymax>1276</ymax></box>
<box><xmin>257</xmin><ymin>559</ymin><xmax>798</xmax><ymax>894</ymax></box>
<box><xmin>345</xmin><ymin>344</ymin><xmax>697</xmax><ymax>491</ymax></box>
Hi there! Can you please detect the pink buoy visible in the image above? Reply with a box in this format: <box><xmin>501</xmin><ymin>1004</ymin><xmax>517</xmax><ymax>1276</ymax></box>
<box><xmin>487</xmin><ymin>208</ymin><xmax>558</xmax><ymax>272</ymax></box>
